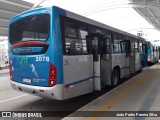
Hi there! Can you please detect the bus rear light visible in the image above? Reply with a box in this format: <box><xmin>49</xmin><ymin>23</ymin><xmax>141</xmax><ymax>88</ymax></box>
<box><xmin>65</xmin><ymin>85</ymin><xmax>74</xmax><ymax>92</ymax></box>
<box><xmin>51</xmin><ymin>75</ymin><xmax>55</xmax><ymax>80</ymax></box>
<box><xmin>51</xmin><ymin>70</ymin><xmax>55</xmax><ymax>74</ymax></box>
<box><xmin>50</xmin><ymin>80</ymin><xmax>54</xmax><ymax>84</ymax></box>
<box><xmin>66</xmin><ymin>86</ymin><xmax>70</xmax><ymax>92</ymax></box>
<box><xmin>48</xmin><ymin>64</ymin><xmax>56</xmax><ymax>87</ymax></box>
<box><xmin>39</xmin><ymin>90</ymin><xmax>45</xmax><ymax>92</ymax></box>
<box><xmin>9</xmin><ymin>65</ymin><xmax>12</xmax><ymax>80</ymax></box>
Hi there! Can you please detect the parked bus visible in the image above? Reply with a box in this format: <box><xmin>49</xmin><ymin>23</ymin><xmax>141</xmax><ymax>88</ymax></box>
<box><xmin>9</xmin><ymin>6</ymin><xmax>145</xmax><ymax>100</ymax></box>
<box><xmin>147</xmin><ymin>41</ymin><xmax>159</xmax><ymax>64</ymax></box>
<box><xmin>139</xmin><ymin>39</ymin><xmax>148</xmax><ymax>68</ymax></box>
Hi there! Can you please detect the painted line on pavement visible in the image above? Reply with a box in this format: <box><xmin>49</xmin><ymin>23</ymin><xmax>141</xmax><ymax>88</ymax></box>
<box><xmin>85</xmin><ymin>70</ymin><xmax>155</xmax><ymax>120</ymax></box>
<box><xmin>0</xmin><ymin>94</ymin><xmax>29</xmax><ymax>104</ymax></box>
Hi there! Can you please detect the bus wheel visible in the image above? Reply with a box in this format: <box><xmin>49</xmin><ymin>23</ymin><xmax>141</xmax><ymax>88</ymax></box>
<box><xmin>111</xmin><ymin>69</ymin><xmax>120</xmax><ymax>87</ymax></box>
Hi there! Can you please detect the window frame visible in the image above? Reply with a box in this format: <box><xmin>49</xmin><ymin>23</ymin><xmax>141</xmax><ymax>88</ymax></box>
<box><xmin>60</xmin><ymin>16</ymin><xmax>89</xmax><ymax>55</ymax></box>
<box><xmin>9</xmin><ymin>13</ymin><xmax>50</xmax><ymax>45</ymax></box>
<box><xmin>112</xmin><ymin>33</ymin><xmax>122</xmax><ymax>53</ymax></box>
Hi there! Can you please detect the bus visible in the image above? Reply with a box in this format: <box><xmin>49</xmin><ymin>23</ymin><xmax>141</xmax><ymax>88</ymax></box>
<box><xmin>147</xmin><ymin>41</ymin><xmax>159</xmax><ymax>64</ymax></box>
<box><xmin>9</xmin><ymin>6</ymin><xmax>145</xmax><ymax>100</ymax></box>
<box><xmin>139</xmin><ymin>39</ymin><xmax>148</xmax><ymax>68</ymax></box>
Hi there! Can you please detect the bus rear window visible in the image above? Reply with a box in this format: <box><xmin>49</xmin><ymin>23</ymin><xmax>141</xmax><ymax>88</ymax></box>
<box><xmin>9</xmin><ymin>14</ymin><xmax>50</xmax><ymax>45</ymax></box>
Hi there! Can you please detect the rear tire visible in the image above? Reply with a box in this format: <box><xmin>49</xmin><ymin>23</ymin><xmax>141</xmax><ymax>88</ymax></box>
<box><xmin>111</xmin><ymin>69</ymin><xmax>120</xmax><ymax>87</ymax></box>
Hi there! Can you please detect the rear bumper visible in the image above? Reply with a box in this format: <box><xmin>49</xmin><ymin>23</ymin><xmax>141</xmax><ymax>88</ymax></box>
<box><xmin>10</xmin><ymin>81</ymin><xmax>64</xmax><ymax>100</ymax></box>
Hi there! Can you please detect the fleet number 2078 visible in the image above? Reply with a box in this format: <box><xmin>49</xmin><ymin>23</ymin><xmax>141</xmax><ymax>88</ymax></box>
<box><xmin>36</xmin><ymin>56</ymin><xmax>50</xmax><ymax>62</ymax></box>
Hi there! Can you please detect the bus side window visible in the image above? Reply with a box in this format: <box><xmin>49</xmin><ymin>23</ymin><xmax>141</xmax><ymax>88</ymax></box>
<box><xmin>118</xmin><ymin>34</ymin><xmax>125</xmax><ymax>53</ymax></box>
<box><xmin>139</xmin><ymin>42</ymin><xmax>143</xmax><ymax>52</ymax></box>
<box><xmin>135</xmin><ymin>40</ymin><xmax>139</xmax><ymax>53</ymax></box>
<box><xmin>78</xmin><ymin>25</ymin><xmax>88</xmax><ymax>54</ymax></box>
<box><xmin>120</xmin><ymin>41</ymin><xmax>126</xmax><ymax>53</ymax></box>
<box><xmin>64</xmin><ymin>21</ymin><xmax>88</xmax><ymax>55</ymax></box>
<box><xmin>101</xmin><ymin>34</ymin><xmax>111</xmax><ymax>60</ymax></box>
<box><xmin>90</xmin><ymin>36</ymin><xmax>99</xmax><ymax>61</ymax></box>
<box><xmin>101</xmin><ymin>34</ymin><xmax>111</xmax><ymax>54</ymax></box>
<box><xmin>64</xmin><ymin>21</ymin><xmax>78</xmax><ymax>55</ymax></box>
<box><xmin>131</xmin><ymin>40</ymin><xmax>135</xmax><ymax>53</ymax></box>
<box><xmin>91</xmin><ymin>37</ymin><xmax>99</xmax><ymax>54</ymax></box>
<box><xmin>113</xmin><ymin>33</ymin><xmax>121</xmax><ymax>53</ymax></box>
<box><xmin>125</xmin><ymin>40</ymin><xmax>131</xmax><ymax>57</ymax></box>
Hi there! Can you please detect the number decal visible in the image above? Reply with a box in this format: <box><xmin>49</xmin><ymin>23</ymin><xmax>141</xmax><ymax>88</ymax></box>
<box><xmin>36</xmin><ymin>57</ymin><xmax>38</xmax><ymax>62</ymax></box>
<box><xmin>36</xmin><ymin>57</ymin><xmax>50</xmax><ymax>62</ymax></box>
<box><xmin>46</xmin><ymin>57</ymin><xmax>49</xmax><ymax>62</ymax></box>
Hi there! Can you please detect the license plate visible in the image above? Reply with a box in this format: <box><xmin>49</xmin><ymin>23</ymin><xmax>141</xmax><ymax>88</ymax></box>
<box><xmin>23</xmin><ymin>78</ymin><xmax>31</xmax><ymax>83</ymax></box>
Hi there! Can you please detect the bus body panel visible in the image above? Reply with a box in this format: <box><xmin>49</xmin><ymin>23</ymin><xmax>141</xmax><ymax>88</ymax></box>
<box><xmin>11</xmin><ymin>81</ymin><xmax>63</xmax><ymax>100</ymax></box>
<box><xmin>93</xmin><ymin>55</ymin><xmax>101</xmax><ymax>90</ymax></box>
<box><xmin>135</xmin><ymin>52</ymin><xmax>141</xmax><ymax>71</ymax></box>
<box><xmin>9</xmin><ymin>7</ymin><xmax>53</xmax><ymax>87</ymax></box>
<box><xmin>10</xmin><ymin>56</ymin><xmax>50</xmax><ymax>86</ymax></box>
<box><xmin>129</xmin><ymin>53</ymin><xmax>134</xmax><ymax>73</ymax></box>
<box><xmin>63</xmin><ymin>55</ymin><xmax>93</xmax><ymax>99</ymax></box>
<box><xmin>52</xmin><ymin>7</ymin><xmax>66</xmax><ymax>85</ymax></box>
<box><xmin>111</xmin><ymin>53</ymin><xmax>128</xmax><ymax>78</ymax></box>
<box><xmin>63</xmin><ymin>78</ymin><xmax>93</xmax><ymax>100</ymax></box>
<box><xmin>101</xmin><ymin>56</ymin><xmax>111</xmax><ymax>86</ymax></box>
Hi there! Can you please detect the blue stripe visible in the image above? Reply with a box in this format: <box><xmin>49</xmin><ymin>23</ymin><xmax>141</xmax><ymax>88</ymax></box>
<box><xmin>65</xmin><ymin>77</ymin><xmax>93</xmax><ymax>87</ymax></box>
<box><xmin>134</xmin><ymin>75</ymin><xmax>160</xmax><ymax>120</ymax></box>
<box><xmin>93</xmin><ymin>76</ymin><xmax>101</xmax><ymax>78</ymax></box>
<box><xmin>121</xmin><ymin>67</ymin><xmax>130</xmax><ymax>70</ymax></box>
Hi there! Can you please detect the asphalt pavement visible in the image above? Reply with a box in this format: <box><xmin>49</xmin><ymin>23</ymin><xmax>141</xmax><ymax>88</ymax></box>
<box><xmin>0</xmin><ymin>68</ymin><xmax>9</xmax><ymax>74</ymax></box>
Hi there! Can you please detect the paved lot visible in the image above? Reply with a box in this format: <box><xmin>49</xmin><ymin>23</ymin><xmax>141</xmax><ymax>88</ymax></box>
<box><xmin>0</xmin><ymin>73</ymin><xmax>111</xmax><ymax>120</ymax></box>
<box><xmin>0</xmin><ymin>68</ymin><xmax>9</xmax><ymax>74</ymax></box>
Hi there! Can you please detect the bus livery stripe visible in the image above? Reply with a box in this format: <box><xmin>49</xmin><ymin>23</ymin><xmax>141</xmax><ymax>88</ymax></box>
<box><xmin>65</xmin><ymin>77</ymin><xmax>93</xmax><ymax>87</ymax></box>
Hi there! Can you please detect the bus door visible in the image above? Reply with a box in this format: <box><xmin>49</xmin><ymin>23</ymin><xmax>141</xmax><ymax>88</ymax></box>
<box><xmin>100</xmin><ymin>34</ymin><xmax>112</xmax><ymax>86</ymax></box>
<box><xmin>130</xmin><ymin>41</ymin><xmax>135</xmax><ymax>73</ymax></box>
<box><xmin>142</xmin><ymin>43</ymin><xmax>148</xmax><ymax>67</ymax></box>
<box><xmin>125</xmin><ymin>40</ymin><xmax>131</xmax><ymax>76</ymax></box>
<box><xmin>90</xmin><ymin>33</ymin><xmax>101</xmax><ymax>90</ymax></box>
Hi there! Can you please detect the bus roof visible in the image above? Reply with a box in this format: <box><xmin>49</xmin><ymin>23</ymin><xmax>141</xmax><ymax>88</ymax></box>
<box><xmin>61</xmin><ymin>6</ymin><xmax>145</xmax><ymax>41</ymax></box>
<box><xmin>10</xmin><ymin>5</ymin><xmax>145</xmax><ymax>41</ymax></box>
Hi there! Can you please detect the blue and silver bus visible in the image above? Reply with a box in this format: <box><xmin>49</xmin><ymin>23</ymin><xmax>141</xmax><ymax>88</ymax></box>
<box><xmin>9</xmin><ymin>6</ymin><xmax>145</xmax><ymax>100</ymax></box>
<box><xmin>147</xmin><ymin>41</ymin><xmax>159</xmax><ymax>64</ymax></box>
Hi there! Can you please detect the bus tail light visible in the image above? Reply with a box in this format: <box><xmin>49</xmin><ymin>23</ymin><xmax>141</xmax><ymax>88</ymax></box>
<box><xmin>9</xmin><ymin>63</ymin><xmax>12</xmax><ymax>80</ymax></box>
<box><xmin>48</xmin><ymin>63</ymin><xmax>56</xmax><ymax>87</ymax></box>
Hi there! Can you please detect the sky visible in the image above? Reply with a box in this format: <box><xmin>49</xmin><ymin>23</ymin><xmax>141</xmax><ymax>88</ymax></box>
<box><xmin>23</xmin><ymin>0</ymin><xmax>160</xmax><ymax>43</ymax></box>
